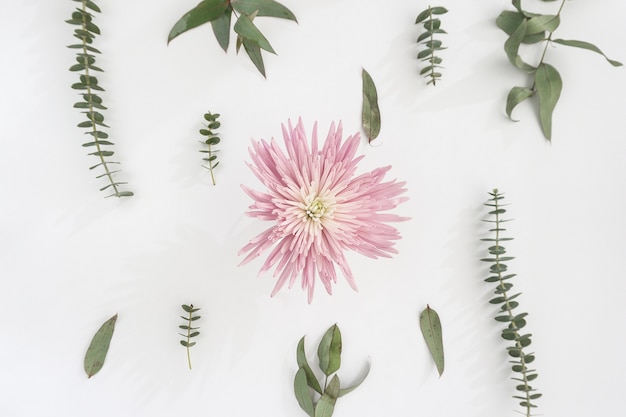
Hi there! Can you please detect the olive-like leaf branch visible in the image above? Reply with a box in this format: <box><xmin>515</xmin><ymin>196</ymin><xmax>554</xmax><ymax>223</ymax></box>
<box><xmin>66</xmin><ymin>0</ymin><xmax>133</xmax><ymax>197</ymax></box>
<box><xmin>198</xmin><ymin>111</ymin><xmax>222</xmax><ymax>185</ymax></box>
<box><xmin>481</xmin><ymin>189</ymin><xmax>541</xmax><ymax>417</ymax></box>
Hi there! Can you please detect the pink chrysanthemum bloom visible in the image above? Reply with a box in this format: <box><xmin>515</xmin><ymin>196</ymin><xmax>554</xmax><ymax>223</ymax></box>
<box><xmin>239</xmin><ymin>119</ymin><xmax>408</xmax><ymax>303</ymax></box>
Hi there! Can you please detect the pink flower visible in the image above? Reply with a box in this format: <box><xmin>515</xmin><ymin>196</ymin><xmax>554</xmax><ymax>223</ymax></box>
<box><xmin>239</xmin><ymin>119</ymin><xmax>408</xmax><ymax>303</ymax></box>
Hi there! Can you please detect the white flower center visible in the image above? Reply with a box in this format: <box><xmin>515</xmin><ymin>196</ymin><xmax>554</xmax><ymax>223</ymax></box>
<box><xmin>305</xmin><ymin>198</ymin><xmax>327</xmax><ymax>221</ymax></box>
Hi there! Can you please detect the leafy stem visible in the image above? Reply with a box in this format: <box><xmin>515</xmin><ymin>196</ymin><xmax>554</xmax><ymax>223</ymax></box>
<box><xmin>179</xmin><ymin>304</ymin><xmax>201</xmax><ymax>370</ymax></box>
<box><xmin>481</xmin><ymin>189</ymin><xmax>541</xmax><ymax>417</ymax></box>
<box><xmin>199</xmin><ymin>112</ymin><xmax>222</xmax><ymax>185</ymax></box>
<box><xmin>415</xmin><ymin>6</ymin><xmax>448</xmax><ymax>85</ymax></box>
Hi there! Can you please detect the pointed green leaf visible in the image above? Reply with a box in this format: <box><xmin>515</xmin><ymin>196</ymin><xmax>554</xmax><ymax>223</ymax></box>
<box><xmin>419</xmin><ymin>305</ymin><xmax>444</xmax><ymax>376</ymax></box>
<box><xmin>84</xmin><ymin>314</ymin><xmax>117</xmax><ymax>378</ymax></box>
<box><xmin>361</xmin><ymin>68</ymin><xmax>381</xmax><ymax>143</ymax></box>
<box><xmin>234</xmin><ymin>14</ymin><xmax>275</xmax><ymax>54</ymax></box>
<box><xmin>242</xmin><ymin>37</ymin><xmax>266</xmax><ymax>77</ymax></box>
<box><xmin>315</xmin><ymin>375</ymin><xmax>340</xmax><ymax>417</ymax></box>
<box><xmin>231</xmin><ymin>0</ymin><xmax>297</xmax><ymax>22</ymax></box>
<box><xmin>296</xmin><ymin>337</ymin><xmax>323</xmax><ymax>394</ymax></box>
<box><xmin>534</xmin><ymin>63</ymin><xmax>562</xmax><ymax>140</ymax></box>
<box><xmin>168</xmin><ymin>0</ymin><xmax>229</xmax><ymax>44</ymax></box>
<box><xmin>496</xmin><ymin>11</ymin><xmax>545</xmax><ymax>44</ymax></box>
<box><xmin>317</xmin><ymin>324</ymin><xmax>342</xmax><ymax>376</ymax></box>
<box><xmin>338</xmin><ymin>359</ymin><xmax>370</xmax><ymax>397</ymax></box>
<box><xmin>506</xmin><ymin>86</ymin><xmax>534</xmax><ymax>121</ymax></box>
<box><xmin>210</xmin><ymin>7</ymin><xmax>232</xmax><ymax>52</ymax></box>
<box><xmin>552</xmin><ymin>39</ymin><xmax>623</xmax><ymax>67</ymax></box>
<box><xmin>504</xmin><ymin>19</ymin><xmax>536</xmax><ymax>73</ymax></box>
<box><xmin>294</xmin><ymin>368</ymin><xmax>315</xmax><ymax>417</ymax></box>
<box><xmin>525</xmin><ymin>15</ymin><xmax>559</xmax><ymax>35</ymax></box>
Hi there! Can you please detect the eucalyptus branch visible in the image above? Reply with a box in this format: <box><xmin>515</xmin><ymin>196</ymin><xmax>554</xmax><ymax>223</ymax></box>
<box><xmin>481</xmin><ymin>189</ymin><xmax>541</xmax><ymax>417</ymax></box>
<box><xmin>179</xmin><ymin>304</ymin><xmax>201</xmax><ymax>370</ymax></box>
<box><xmin>198</xmin><ymin>112</ymin><xmax>222</xmax><ymax>186</ymax></box>
<box><xmin>66</xmin><ymin>0</ymin><xmax>133</xmax><ymax>197</ymax></box>
<box><xmin>498</xmin><ymin>0</ymin><xmax>622</xmax><ymax>140</ymax></box>
<box><xmin>415</xmin><ymin>6</ymin><xmax>448</xmax><ymax>85</ymax></box>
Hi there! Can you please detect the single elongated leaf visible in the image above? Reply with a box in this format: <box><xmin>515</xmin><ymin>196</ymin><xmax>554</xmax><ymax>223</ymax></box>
<box><xmin>552</xmin><ymin>39</ymin><xmax>623</xmax><ymax>67</ymax></box>
<box><xmin>361</xmin><ymin>68</ymin><xmax>381</xmax><ymax>143</ymax></box>
<box><xmin>496</xmin><ymin>11</ymin><xmax>545</xmax><ymax>44</ymax></box>
<box><xmin>84</xmin><ymin>314</ymin><xmax>117</xmax><ymax>378</ymax></box>
<box><xmin>317</xmin><ymin>324</ymin><xmax>342</xmax><ymax>376</ymax></box>
<box><xmin>534</xmin><ymin>63</ymin><xmax>562</xmax><ymax>140</ymax></box>
<box><xmin>210</xmin><ymin>7</ymin><xmax>232</xmax><ymax>52</ymax></box>
<box><xmin>506</xmin><ymin>86</ymin><xmax>534</xmax><ymax>121</ymax></box>
<box><xmin>338</xmin><ymin>360</ymin><xmax>370</xmax><ymax>397</ymax></box>
<box><xmin>525</xmin><ymin>15</ymin><xmax>559</xmax><ymax>35</ymax></box>
<box><xmin>504</xmin><ymin>19</ymin><xmax>536</xmax><ymax>73</ymax></box>
<box><xmin>168</xmin><ymin>0</ymin><xmax>229</xmax><ymax>44</ymax></box>
<box><xmin>242</xmin><ymin>37</ymin><xmax>266</xmax><ymax>77</ymax></box>
<box><xmin>419</xmin><ymin>305</ymin><xmax>444</xmax><ymax>376</ymax></box>
<box><xmin>315</xmin><ymin>376</ymin><xmax>340</xmax><ymax>417</ymax></box>
<box><xmin>296</xmin><ymin>337</ymin><xmax>323</xmax><ymax>394</ymax></box>
<box><xmin>294</xmin><ymin>368</ymin><xmax>315</xmax><ymax>417</ymax></box>
<box><xmin>231</xmin><ymin>0</ymin><xmax>297</xmax><ymax>22</ymax></box>
<box><xmin>234</xmin><ymin>14</ymin><xmax>275</xmax><ymax>53</ymax></box>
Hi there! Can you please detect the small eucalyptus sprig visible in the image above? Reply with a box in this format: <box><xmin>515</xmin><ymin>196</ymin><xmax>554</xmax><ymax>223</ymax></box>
<box><xmin>66</xmin><ymin>0</ymin><xmax>133</xmax><ymax>198</ymax></box>
<box><xmin>481</xmin><ymin>189</ymin><xmax>541</xmax><ymax>416</ymax></box>
<box><xmin>168</xmin><ymin>0</ymin><xmax>298</xmax><ymax>78</ymax></box>
<box><xmin>294</xmin><ymin>324</ymin><xmax>370</xmax><ymax>417</ymax></box>
<box><xmin>415</xmin><ymin>6</ymin><xmax>448</xmax><ymax>86</ymax></box>
<box><xmin>498</xmin><ymin>0</ymin><xmax>622</xmax><ymax>140</ymax></box>
<box><xmin>179</xmin><ymin>304</ymin><xmax>201</xmax><ymax>370</ymax></box>
<box><xmin>198</xmin><ymin>112</ymin><xmax>221</xmax><ymax>185</ymax></box>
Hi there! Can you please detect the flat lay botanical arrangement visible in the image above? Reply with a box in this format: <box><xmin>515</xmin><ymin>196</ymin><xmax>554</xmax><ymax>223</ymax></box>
<box><xmin>25</xmin><ymin>0</ymin><xmax>621</xmax><ymax>415</ymax></box>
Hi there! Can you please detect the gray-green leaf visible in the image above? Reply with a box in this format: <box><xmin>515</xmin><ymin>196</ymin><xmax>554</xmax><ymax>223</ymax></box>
<box><xmin>419</xmin><ymin>305</ymin><xmax>444</xmax><ymax>377</ymax></box>
<box><xmin>211</xmin><ymin>7</ymin><xmax>233</xmax><ymax>52</ymax></box>
<box><xmin>294</xmin><ymin>367</ymin><xmax>316</xmax><ymax>417</ymax></box>
<box><xmin>525</xmin><ymin>14</ymin><xmax>559</xmax><ymax>35</ymax></box>
<box><xmin>168</xmin><ymin>0</ymin><xmax>229</xmax><ymax>44</ymax></box>
<box><xmin>552</xmin><ymin>38</ymin><xmax>623</xmax><ymax>67</ymax></box>
<box><xmin>317</xmin><ymin>324</ymin><xmax>342</xmax><ymax>376</ymax></box>
<box><xmin>297</xmin><ymin>337</ymin><xmax>323</xmax><ymax>394</ymax></box>
<box><xmin>504</xmin><ymin>19</ymin><xmax>536</xmax><ymax>73</ymax></box>
<box><xmin>84</xmin><ymin>314</ymin><xmax>117</xmax><ymax>378</ymax></box>
<box><xmin>506</xmin><ymin>86</ymin><xmax>534</xmax><ymax>121</ymax></box>
<box><xmin>315</xmin><ymin>375</ymin><xmax>340</xmax><ymax>417</ymax></box>
<box><xmin>534</xmin><ymin>63</ymin><xmax>562</xmax><ymax>140</ymax></box>
<box><xmin>233</xmin><ymin>14</ymin><xmax>276</xmax><ymax>54</ymax></box>
<box><xmin>231</xmin><ymin>0</ymin><xmax>297</xmax><ymax>22</ymax></box>
<box><xmin>361</xmin><ymin>68</ymin><xmax>381</xmax><ymax>143</ymax></box>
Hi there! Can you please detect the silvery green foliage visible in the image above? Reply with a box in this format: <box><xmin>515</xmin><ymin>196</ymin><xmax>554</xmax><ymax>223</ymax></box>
<box><xmin>198</xmin><ymin>112</ymin><xmax>221</xmax><ymax>186</ymax></box>
<box><xmin>66</xmin><ymin>0</ymin><xmax>133</xmax><ymax>197</ymax></box>
<box><xmin>481</xmin><ymin>190</ymin><xmax>541</xmax><ymax>417</ymax></box>
<box><xmin>498</xmin><ymin>0</ymin><xmax>622</xmax><ymax>140</ymax></box>
<box><xmin>415</xmin><ymin>6</ymin><xmax>448</xmax><ymax>85</ymax></box>
<box><xmin>179</xmin><ymin>304</ymin><xmax>201</xmax><ymax>370</ymax></box>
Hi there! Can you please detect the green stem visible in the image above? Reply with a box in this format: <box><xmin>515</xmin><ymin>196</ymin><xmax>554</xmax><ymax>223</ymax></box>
<box><xmin>186</xmin><ymin>306</ymin><xmax>193</xmax><ymax>369</ymax></box>
<box><xmin>80</xmin><ymin>0</ymin><xmax>119</xmax><ymax>196</ymax></box>
<box><xmin>492</xmin><ymin>191</ymin><xmax>532</xmax><ymax>417</ymax></box>
<box><xmin>428</xmin><ymin>6</ymin><xmax>437</xmax><ymax>86</ymax></box>
<box><xmin>533</xmin><ymin>0</ymin><xmax>567</xmax><ymax>87</ymax></box>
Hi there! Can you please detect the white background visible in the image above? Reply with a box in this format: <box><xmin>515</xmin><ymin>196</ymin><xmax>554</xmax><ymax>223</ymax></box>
<box><xmin>1</xmin><ymin>0</ymin><xmax>625</xmax><ymax>416</ymax></box>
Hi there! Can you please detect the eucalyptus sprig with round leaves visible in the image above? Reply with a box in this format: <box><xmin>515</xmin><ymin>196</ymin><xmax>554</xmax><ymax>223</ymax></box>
<box><xmin>66</xmin><ymin>0</ymin><xmax>133</xmax><ymax>198</ymax></box>
<box><xmin>198</xmin><ymin>111</ymin><xmax>222</xmax><ymax>185</ymax></box>
<box><xmin>481</xmin><ymin>189</ymin><xmax>541</xmax><ymax>417</ymax></box>
<box><xmin>294</xmin><ymin>324</ymin><xmax>370</xmax><ymax>417</ymax></box>
<box><xmin>179</xmin><ymin>304</ymin><xmax>201</xmax><ymax>370</ymax></box>
<box><xmin>168</xmin><ymin>0</ymin><xmax>297</xmax><ymax>78</ymax></box>
<box><xmin>498</xmin><ymin>0</ymin><xmax>622</xmax><ymax>140</ymax></box>
<box><xmin>415</xmin><ymin>6</ymin><xmax>448</xmax><ymax>85</ymax></box>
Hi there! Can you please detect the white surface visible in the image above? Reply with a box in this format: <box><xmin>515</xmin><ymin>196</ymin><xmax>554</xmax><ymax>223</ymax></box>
<box><xmin>1</xmin><ymin>0</ymin><xmax>625</xmax><ymax>416</ymax></box>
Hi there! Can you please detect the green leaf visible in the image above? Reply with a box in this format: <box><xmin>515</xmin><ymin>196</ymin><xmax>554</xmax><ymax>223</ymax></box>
<box><xmin>294</xmin><ymin>368</ymin><xmax>315</xmax><ymax>417</ymax></box>
<box><xmin>534</xmin><ymin>63</ymin><xmax>562</xmax><ymax>140</ymax></box>
<box><xmin>317</xmin><ymin>324</ymin><xmax>342</xmax><ymax>376</ymax></box>
<box><xmin>168</xmin><ymin>0</ymin><xmax>229</xmax><ymax>44</ymax></box>
<box><xmin>552</xmin><ymin>39</ymin><xmax>623</xmax><ymax>67</ymax></box>
<box><xmin>315</xmin><ymin>376</ymin><xmax>340</xmax><ymax>417</ymax></box>
<box><xmin>84</xmin><ymin>314</ymin><xmax>117</xmax><ymax>378</ymax></box>
<box><xmin>504</xmin><ymin>19</ymin><xmax>536</xmax><ymax>73</ymax></box>
<box><xmin>211</xmin><ymin>7</ymin><xmax>232</xmax><ymax>52</ymax></box>
<box><xmin>419</xmin><ymin>305</ymin><xmax>444</xmax><ymax>376</ymax></box>
<box><xmin>361</xmin><ymin>68</ymin><xmax>381</xmax><ymax>143</ymax></box>
<box><xmin>338</xmin><ymin>360</ymin><xmax>370</xmax><ymax>397</ymax></box>
<box><xmin>242</xmin><ymin>37</ymin><xmax>266</xmax><ymax>77</ymax></box>
<box><xmin>525</xmin><ymin>14</ymin><xmax>559</xmax><ymax>35</ymax></box>
<box><xmin>231</xmin><ymin>0</ymin><xmax>297</xmax><ymax>22</ymax></box>
<box><xmin>496</xmin><ymin>11</ymin><xmax>545</xmax><ymax>44</ymax></box>
<box><xmin>296</xmin><ymin>337</ymin><xmax>323</xmax><ymax>394</ymax></box>
<box><xmin>234</xmin><ymin>14</ymin><xmax>276</xmax><ymax>54</ymax></box>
